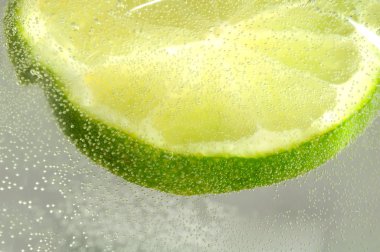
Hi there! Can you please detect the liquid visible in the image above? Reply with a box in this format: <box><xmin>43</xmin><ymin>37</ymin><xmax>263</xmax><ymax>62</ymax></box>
<box><xmin>1</xmin><ymin>0</ymin><xmax>380</xmax><ymax>251</ymax></box>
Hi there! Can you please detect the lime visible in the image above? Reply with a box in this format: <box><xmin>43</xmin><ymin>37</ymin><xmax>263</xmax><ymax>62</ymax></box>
<box><xmin>4</xmin><ymin>0</ymin><xmax>380</xmax><ymax>195</ymax></box>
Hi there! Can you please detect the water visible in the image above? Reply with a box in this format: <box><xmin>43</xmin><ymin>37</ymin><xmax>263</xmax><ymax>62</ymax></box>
<box><xmin>1</xmin><ymin>1</ymin><xmax>380</xmax><ymax>251</ymax></box>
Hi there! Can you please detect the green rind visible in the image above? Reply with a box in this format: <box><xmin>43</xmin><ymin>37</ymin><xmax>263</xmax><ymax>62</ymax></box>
<box><xmin>3</xmin><ymin>0</ymin><xmax>41</xmax><ymax>85</ymax></box>
<box><xmin>4</xmin><ymin>0</ymin><xmax>380</xmax><ymax>195</ymax></box>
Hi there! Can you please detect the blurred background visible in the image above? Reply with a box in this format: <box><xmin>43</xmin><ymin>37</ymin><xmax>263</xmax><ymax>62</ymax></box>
<box><xmin>1</xmin><ymin>1</ymin><xmax>380</xmax><ymax>251</ymax></box>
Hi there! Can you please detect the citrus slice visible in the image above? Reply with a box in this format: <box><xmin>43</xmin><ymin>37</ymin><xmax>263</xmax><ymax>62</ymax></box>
<box><xmin>4</xmin><ymin>0</ymin><xmax>380</xmax><ymax>195</ymax></box>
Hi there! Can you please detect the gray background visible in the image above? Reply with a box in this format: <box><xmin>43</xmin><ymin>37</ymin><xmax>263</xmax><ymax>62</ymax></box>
<box><xmin>1</xmin><ymin>1</ymin><xmax>380</xmax><ymax>251</ymax></box>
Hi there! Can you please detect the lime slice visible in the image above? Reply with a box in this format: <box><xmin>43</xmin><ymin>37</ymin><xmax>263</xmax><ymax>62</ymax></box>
<box><xmin>4</xmin><ymin>0</ymin><xmax>380</xmax><ymax>195</ymax></box>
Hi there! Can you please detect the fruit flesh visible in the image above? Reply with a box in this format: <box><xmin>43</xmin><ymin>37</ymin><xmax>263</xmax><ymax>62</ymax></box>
<box><xmin>17</xmin><ymin>0</ymin><xmax>380</xmax><ymax>157</ymax></box>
